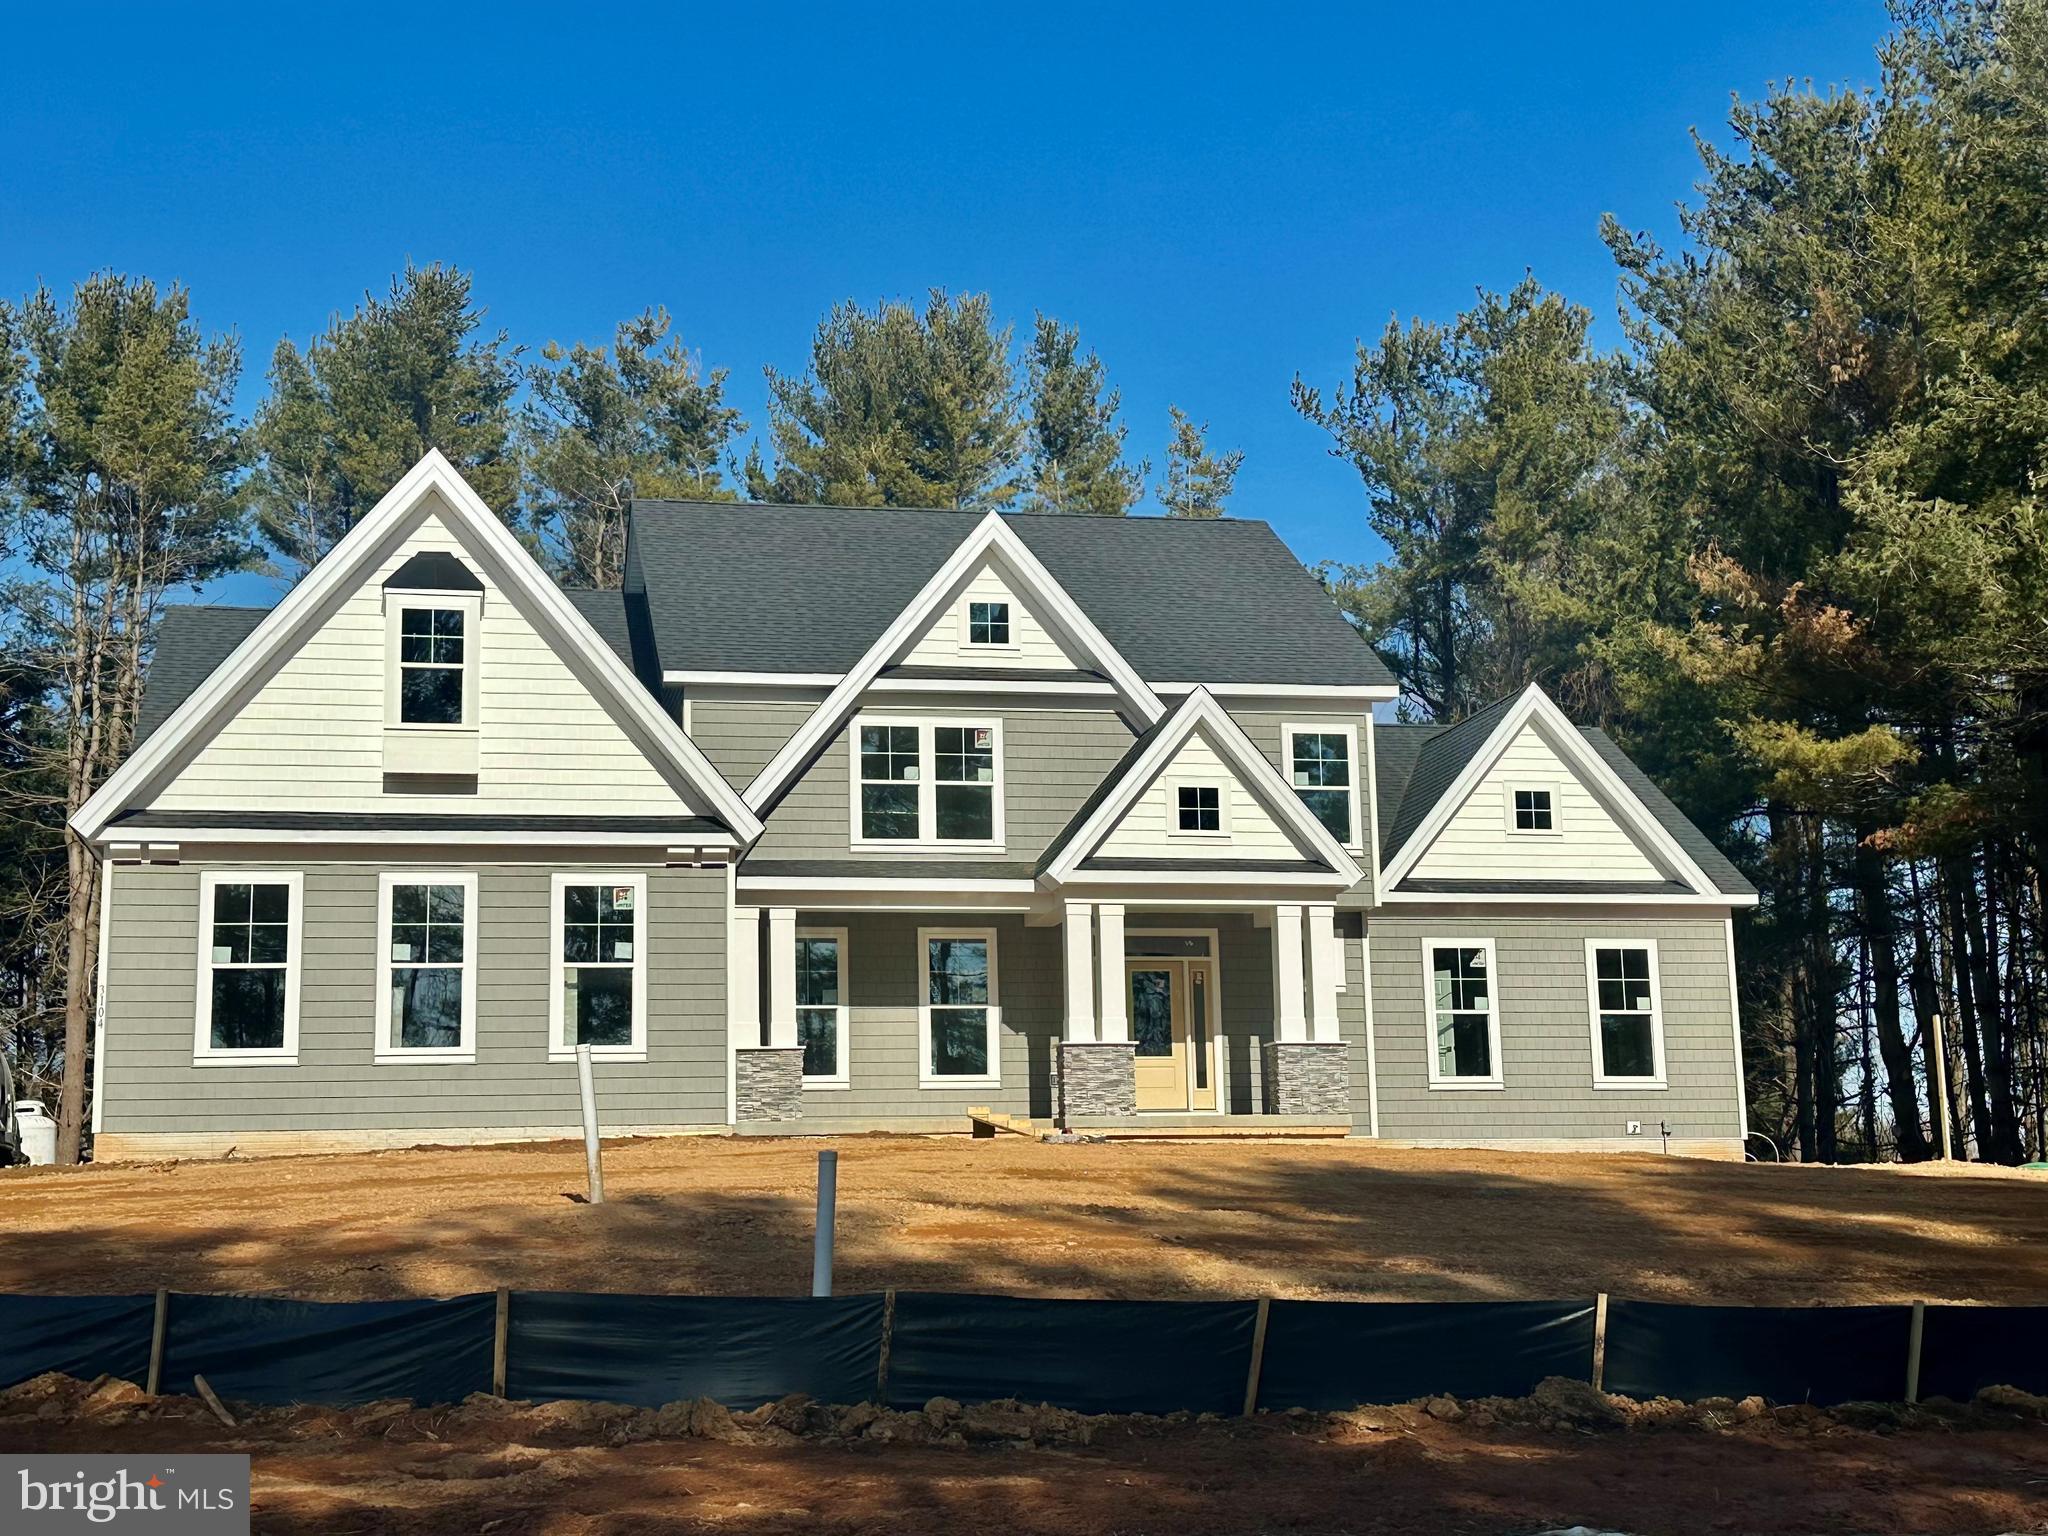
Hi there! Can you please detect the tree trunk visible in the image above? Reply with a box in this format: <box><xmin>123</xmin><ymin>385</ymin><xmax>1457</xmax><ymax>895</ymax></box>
<box><xmin>55</xmin><ymin>835</ymin><xmax>98</xmax><ymax>1163</ymax></box>
<box><xmin>1856</xmin><ymin>842</ymin><xmax>1929</xmax><ymax>1159</ymax></box>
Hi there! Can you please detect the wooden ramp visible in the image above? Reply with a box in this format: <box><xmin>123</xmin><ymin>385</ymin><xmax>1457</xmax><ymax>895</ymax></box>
<box><xmin>966</xmin><ymin>1107</ymin><xmax>1350</xmax><ymax>1141</ymax></box>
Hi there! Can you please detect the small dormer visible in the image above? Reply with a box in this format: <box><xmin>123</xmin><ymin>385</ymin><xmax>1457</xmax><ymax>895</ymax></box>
<box><xmin>382</xmin><ymin>551</ymin><xmax>484</xmax><ymax>778</ymax></box>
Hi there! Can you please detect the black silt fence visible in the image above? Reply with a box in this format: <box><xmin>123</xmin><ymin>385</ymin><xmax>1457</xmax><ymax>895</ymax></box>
<box><xmin>1256</xmin><ymin>1298</ymin><xmax>1596</xmax><ymax>1410</ymax></box>
<box><xmin>0</xmin><ymin>1294</ymin><xmax>156</xmax><ymax>1389</ymax></box>
<box><xmin>1918</xmin><ymin>1305</ymin><xmax>2048</xmax><ymax>1401</ymax></box>
<box><xmin>1601</xmin><ymin>1300</ymin><xmax>1913</xmax><ymax>1406</ymax></box>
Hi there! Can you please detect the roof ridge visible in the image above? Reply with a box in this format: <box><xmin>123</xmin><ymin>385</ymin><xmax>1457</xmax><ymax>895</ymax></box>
<box><xmin>632</xmin><ymin>497</ymin><xmax>1274</xmax><ymax>532</ymax></box>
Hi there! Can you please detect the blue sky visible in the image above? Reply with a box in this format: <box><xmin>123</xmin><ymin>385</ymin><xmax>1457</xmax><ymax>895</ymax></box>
<box><xmin>3</xmin><ymin>2</ymin><xmax>1886</xmax><ymax>604</ymax></box>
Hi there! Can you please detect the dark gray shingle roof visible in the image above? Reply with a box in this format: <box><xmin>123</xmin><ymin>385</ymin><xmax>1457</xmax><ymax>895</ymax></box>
<box><xmin>384</xmin><ymin>550</ymin><xmax>483</xmax><ymax>591</ymax></box>
<box><xmin>134</xmin><ymin>606</ymin><xmax>270</xmax><ymax>745</ymax></box>
<box><xmin>625</xmin><ymin>500</ymin><xmax>1394</xmax><ymax>687</ymax></box>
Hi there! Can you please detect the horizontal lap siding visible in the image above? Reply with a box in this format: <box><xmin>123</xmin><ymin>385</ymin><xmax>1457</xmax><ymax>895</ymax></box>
<box><xmin>1367</xmin><ymin>915</ymin><xmax>1740</xmax><ymax>1141</ymax></box>
<box><xmin>688</xmin><ymin>699</ymin><xmax>814</xmax><ymax>786</ymax></box>
<box><xmin>1223</xmin><ymin>707</ymin><xmax>1374</xmax><ymax>905</ymax></box>
<box><xmin>102</xmin><ymin>861</ymin><xmax>728</xmax><ymax>1135</ymax></box>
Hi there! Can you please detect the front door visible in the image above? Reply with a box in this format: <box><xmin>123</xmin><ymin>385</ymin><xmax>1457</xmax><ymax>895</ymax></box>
<box><xmin>1128</xmin><ymin>958</ymin><xmax>1218</xmax><ymax>1112</ymax></box>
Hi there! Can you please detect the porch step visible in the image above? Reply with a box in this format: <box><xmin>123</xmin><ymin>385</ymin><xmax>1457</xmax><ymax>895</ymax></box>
<box><xmin>966</xmin><ymin>1106</ymin><xmax>1051</xmax><ymax>1140</ymax></box>
<box><xmin>967</xmin><ymin>1106</ymin><xmax>1351</xmax><ymax>1141</ymax></box>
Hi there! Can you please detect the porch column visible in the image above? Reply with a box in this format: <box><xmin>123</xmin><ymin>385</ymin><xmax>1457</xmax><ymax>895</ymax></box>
<box><xmin>1062</xmin><ymin>900</ymin><xmax>1097</xmax><ymax>1040</ymax></box>
<box><xmin>736</xmin><ymin>907</ymin><xmax>803</xmax><ymax>1126</ymax></box>
<box><xmin>1306</xmin><ymin>903</ymin><xmax>1341</xmax><ymax>1044</ymax></box>
<box><xmin>766</xmin><ymin>907</ymin><xmax>798</xmax><ymax>1048</ymax></box>
<box><xmin>1096</xmin><ymin>903</ymin><xmax>1128</xmax><ymax>1041</ymax></box>
<box><xmin>1271</xmin><ymin>903</ymin><xmax>1308</xmax><ymax>1043</ymax></box>
<box><xmin>728</xmin><ymin>908</ymin><xmax>762</xmax><ymax>1041</ymax></box>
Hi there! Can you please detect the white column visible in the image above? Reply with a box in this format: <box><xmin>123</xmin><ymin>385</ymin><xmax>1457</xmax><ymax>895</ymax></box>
<box><xmin>729</xmin><ymin>907</ymin><xmax>762</xmax><ymax>1045</ymax></box>
<box><xmin>1096</xmin><ymin>902</ymin><xmax>1128</xmax><ymax>1041</ymax></box>
<box><xmin>1306</xmin><ymin>903</ymin><xmax>1340</xmax><ymax>1044</ymax></box>
<box><xmin>1272</xmin><ymin>903</ymin><xmax>1308</xmax><ymax>1042</ymax></box>
<box><xmin>766</xmin><ymin>906</ymin><xmax>798</xmax><ymax>1049</ymax></box>
<box><xmin>1062</xmin><ymin>900</ymin><xmax>1097</xmax><ymax>1042</ymax></box>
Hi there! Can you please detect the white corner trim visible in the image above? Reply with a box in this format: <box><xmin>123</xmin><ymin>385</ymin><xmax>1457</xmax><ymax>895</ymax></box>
<box><xmin>1725</xmin><ymin>915</ymin><xmax>1750</xmax><ymax>1142</ymax></box>
<box><xmin>1420</xmin><ymin>935</ymin><xmax>1504</xmax><ymax>1090</ymax></box>
<box><xmin>371</xmin><ymin>871</ymin><xmax>481</xmax><ymax>1065</ymax></box>
<box><xmin>1583</xmin><ymin>937</ymin><xmax>1668</xmax><ymax>1090</ymax></box>
<box><xmin>91</xmin><ymin>855</ymin><xmax>111</xmax><ymax>1136</ymax></box>
<box><xmin>192</xmin><ymin>870</ymin><xmax>304</xmax><ymax>1067</ymax></box>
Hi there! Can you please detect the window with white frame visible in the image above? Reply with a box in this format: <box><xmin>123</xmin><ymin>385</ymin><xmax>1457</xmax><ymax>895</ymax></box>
<box><xmin>919</xmin><ymin>928</ymin><xmax>999</xmax><ymax>1086</ymax></box>
<box><xmin>854</xmin><ymin>717</ymin><xmax>1003</xmax><ymax>846</ymax></box>
<box><xmin>1174</xmin><ymin>783</ymin><xmax>1225</xmax><ymax>835</ymax></box>
<box><xmin>549</xmin><ymin>874</ymin><xmax>648</xmax><ymax>1060</ymax></box>
<box><xmin>375</xmin><ymin>873</ymin><xmax>477</xmax><ymax>1062</ymax></box>
<box><xmin>965</xmin><ymin>600</ymin><xmax>1011</xmax><ymax>647</ymax></box>
<box><xmin>194</xmin><ymin>872</ymin><xmax>302</xmax><ymax>1064</ymax></box>
<box><xmin>397</xmin><ymin>606</ymin><xmax>468</xmax><ymax>724</ymax></box>
<box><xmin>1508</xmin><ymin>783</ymin><xmax>1558</xmax><ymax>834</ymax></box>
<box><xmin>1284</xmin><ymin>725</ymin><xmax>1359</xmax><ymax>846</ymax></box>
<box><xmin>797</xmin><ymin>928</ymin><xmax>849</xmax><ymax>1087</ymax></box>
<box><xmin>1423</xmin><ymin>938</ymin><xmax>1502</xmax><ymax>1088</ymax></box>
<box><xmin>1586</xmin><ymin>941</ymin><xmax>1666</xmax><ymax>1087</ymax></box>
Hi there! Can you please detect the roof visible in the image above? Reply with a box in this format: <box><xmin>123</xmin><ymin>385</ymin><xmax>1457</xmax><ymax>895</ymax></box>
<box><xmin>383</xmin><ymin>550</ymin><xmax>483</xmax><ymax>591</ymax></box>
<box><xmin>135</xmin><ymin>607</ymin><xmax>269</xmax><ymax>746</ymax></box>
<box><xmin>625</xmin><ymin>500</ymin><xmax>1395</xmax><ymax>688</ymax></box>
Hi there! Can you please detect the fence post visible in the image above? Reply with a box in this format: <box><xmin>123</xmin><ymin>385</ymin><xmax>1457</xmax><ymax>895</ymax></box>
<box><xmin>146</xmin><ymin>1288</ymin><xmax>168</xmax><ymax>1396</ymax></box>
<box><xmin>873</xmin><ymin>1289</ymin><xmax>896</xmax><ymax>1405</ymax></box>
<box><xmin>1905</xmin><ymin>1299</ymin><xmax>1926</xmax><ymax>1404</ymax></box>
<box><xmin>1241</xmin><ymin>1297</ymin><xmax>1272</xmax><ymax>1417</ymax></box>
<box><xmin>1591</xmin><ymin>1292</ymin><xmax>1609</xmax><ymax>1391</ymax></box>
<box><xmin>812</xmin><ymin>1149</ymin><xmax>838</xmax><ymax>1297</ymax></box>
<box><xmin>576</xmin><ymin>1043</ymin><xmax>605</xmax><ymax>1205</ymax></box>
<box><xmin>493</xmin><ymin>1288</ymin><xmax>511</xmax><ymax>1397</ymax></box>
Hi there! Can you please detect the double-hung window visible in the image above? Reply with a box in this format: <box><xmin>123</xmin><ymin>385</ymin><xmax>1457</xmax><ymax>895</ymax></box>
<box><xmin>1586</xmin><ymin>941</ymin><xmax>1666</xmax><ymax>1088</ymax></box>
<box><xmin>1423</xmin><ymin>938</ymin><xmax>1502</xmax><ymax>1089</ymax></box>
<box><xmin>375</xmin><ymin>873</ymin><xmax>477</xmax><ymax>1063</ymax></box>
<box><xmin>398</xmin><ymin>607</ymin><xmax>468</xmax><ymax>725</ymax></box>
<box><xmin>797</xmin><ymin>928</ymin><xmax>849</xmax><ymax>1088</ymax></box>
<box><xmin>549</xmin><ymin>874</ymin><xmax>648</xmax><ymax>1061</ymax></box>
<box><xmin>854</xmin><ymin>717</ymin><xmax>1003</xmax><ymax>847</ymax></box>
<box><xmin>194</xmin><ymin>872</ymin><xmax>302</xmax><ymax>1065</ymax></box>
<box><xmin>1284</xmin><ymin>725</ymin><xmax>1359</xmax><ymax>847</ymax></box>
<box><xmin>919</xmin><ymin>928</ymin><xmax>999</xmax><ymax>1087</ymax></box>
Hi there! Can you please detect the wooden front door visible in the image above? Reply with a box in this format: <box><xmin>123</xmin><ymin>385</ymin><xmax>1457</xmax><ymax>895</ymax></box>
<box><xmin>1128</xmin><ymin>958</ymin><xmax>1218</xmax><ymax>1112</ymax></box>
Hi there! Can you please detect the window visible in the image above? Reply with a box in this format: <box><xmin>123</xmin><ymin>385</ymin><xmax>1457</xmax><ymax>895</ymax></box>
<box><xmin>1284</xmin><ymin>725</ymin><xmax>1359</xmax><ymax>847</ymax></box>
<box><xmin>919</xmin><ymin>928</ymin><xmax>999</xmax><ymax>1087</ymax></box>
<box><xmin>966</xmin><ymin>600</ymin><xmax>1011</xmax><ymax>647</ymax></box>
<box><xmin>1586</xmin><ymin>941</ymin><xmax>1666</xmax><ymax>1088</ymax></box>
<box><xmin>549</xmin><ymin>874</ymin><xmax>648</xmax><ymax>1061</ymax></box>
<box><xmin>797</xmin><ymin>928</ymin><xmax>849</xmax><ymax>1088</ymax></box>
<box><xmin>1508</xmin><ymin>784</ymin><xmax>1559</xmax><ymax>834</ymax></box>
<box><xmin>1175</xmin><ymin>783</ymin><xmax>1224</xmax><ymax>834</ymax></box>
<box><xmin>853</xmin><ymin>717</ymin><xmax>1004</xmax><ymax>847</ymax></box>
<box><xmin>374</xmin><ymin>873</ymin><xmax>477</xmax><ymax>1063</ymax></box>
<box><xmin>398</xmin><ymin>607</ymin><xmax>467</xmax><ymax>725</ymax></box>
<box><xmin>1422</xmin><ymin>938</ymin><xmax>1502</xmax><ymax>1089</ymax></box>
<box><xmin>194</xmin><ymin>872</ymin><xmax>302</xmax><ymax>1064</ymax></box>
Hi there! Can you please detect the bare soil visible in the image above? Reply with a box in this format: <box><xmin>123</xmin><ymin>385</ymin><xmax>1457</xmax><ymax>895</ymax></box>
<box><xmin>2</xmin><ymin>1135</ymin><xmax>2044</xmax><ymax>1304</ymax></box>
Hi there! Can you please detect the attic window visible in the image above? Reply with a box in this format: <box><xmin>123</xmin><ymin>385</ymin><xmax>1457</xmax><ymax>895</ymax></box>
<box><xmin>966</xmin><ymin>600</ymin><xmax>1011</xmax><ymax>647</ymax></box>
<box><xmin>1175</xmin><ymin>784</ymin><xmax>1224</xmax><ymax>834</ymax></box>
<box><xmin>399</xmin><ymin>608</ymin><xmax>466</xmax><ymax>724</ymax></box>
<box><xmin>1509</xmin><ymin>785</ymin><xmax>1557</xmax><ymax>834</ymax></box>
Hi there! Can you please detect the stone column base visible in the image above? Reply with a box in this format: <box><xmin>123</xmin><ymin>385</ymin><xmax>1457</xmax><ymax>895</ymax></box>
<box><xmin>736</xmin><ymin>1046</ymin><xmax>803</xmax><ymax>1123</ymax></box>
<box><xmin>1057</xmin><ymin>1041</ymin><xmax>1137</xmax><ymax>1122</ymax></box>
<box><xmin>1262</xmin><ymin>1040</ymin><xmax>1351</xmax><ymax>1117</ymax></box>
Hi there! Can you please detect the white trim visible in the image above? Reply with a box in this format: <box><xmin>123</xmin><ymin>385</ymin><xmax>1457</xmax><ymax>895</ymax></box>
<box><xmin>666</xmin><ymin>669</ymin><xmax>844</xmax><ymax>687</ymax></box>
<box><xmin>1379</xmin><ymin>684</ymin><xmax>1717</xmax><ymax>897</ymax></box>
<box><xmin>740</xmin><ymin>875</ymin><xmax>1034</xmax><ymax>895</ymax></box>
<box><xmin>868</xmin><ymin>676</ymin><xmax>1117</xmax><ymax>697</ymax></box>
<box><xmin>548</xmin><ymin>872</ymin><xmax>650</xmax><ymax>1063</ymax></box>
<box><xmin>1123</xmin><ymin>926</ymin><xmax>1225</xmax><ymax>1115</ymax></box>
<box><xmin>1362</xmin><ymin>716</ymin><xmax>1383</xmax><ymax>900</ymax></box>
<box><xmin>1053</xmin><ymin>870</ymin><xmax>1356</xmax><ymax>892</ymax></box>
<box><xmin>745</xmin><ymin>511</ymin><xmax>1165</xmax><ymax>816</ymax></box>
<box><xmin>1042</xmin><ymin>689</ymin><xmax>1364</xmax><ymax>888</ymax></box>
<box><xmin>72</xmin><ymin>449</ymin><xmax>763</xmax><ymax>846</ymax></box>
<box><xmin>796</xmin><ymin>925</ymin><xmax>851</xmax><ymax>1090</ymax></box>
<box><xmin>193</xmin><ymin>870</ymin><xmax>304</xmax><ymax>1066</ymax></box>
<box><xmin>1358</xmin><ymin>919</ymin><xmax>1380</xmax><ymax>1137</ymax></box>
<box><xmin>1421</xmin><ymin>936</ymin><xmax>1503</xmax><ymax>1091</ymax></box>
<box><xmin>1167</xmin><ymin>779</ymin><xmax>1232</xmax><ymax>839</ymax></box>
<box><xmin>1281</xmin><ymin>721</ymin><xmax>1363</xmax><ymax>851</ymax></box>
<box><xmin>105</xmin><ymin>825</ymin><xmax>740</xmax><ymax>852</ymax></box>
<box><xmin>848</xmin><ymin>714</ymin><xmax>1006</xmax><ymax>852</ymax></box>
<box><xmin>1725</xmin><ymin>915</ymin><xmax>1750</xmax><ymax>1142</ymax></box>
<box><xmin>1377</xmin><ymin>889</ymin><xmax>1758</xmax><ymax>909</ymax></box>
<box><xmin>372</xmin><ymin>871</ymin><xmax>480</xmax><ymax>1065</ymax></box>
<box><xmin>92</xmin><ymin>855</ymin><xmax>111</xmax><ymax>1136</ymax></box>
<box><xmin>1583</xmin><ymin>938</ymin><xmax>1668</xmax><ymax>1090</ymax></box>
<box><xmin>1504</xmin><ymin>780</ymin><xmax>1562</xmax><ymax>837</ymax></box>
<box><xmin>1155</xmin><ymin>682</ymin><xmax>1399</xmax><ymax>701</ymax></box>
<box><xmin>917</xmin><ymin>925</ymin><xmax>1001</xmax><ymax>1089</ymax></box>
<box><xmin>959</xmin><ymin>596</ymin><xmax>1020</xmax><ymax>654</ymax></box>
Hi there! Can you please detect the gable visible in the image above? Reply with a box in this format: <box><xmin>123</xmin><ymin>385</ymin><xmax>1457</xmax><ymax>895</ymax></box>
<box><xmin>1092</xmin><ymin>727</ymin><xmax>1319</xmax><ymax>863</ymax></box>
<box><xmin>1406</xmin><ymin>719</ymin><xmax>1665</xmax><ymax>883</ymax></box>
<box><xmin>142</xmin><ymin>495</ymin><xmax>702</xmax><ymax>819</ymax></box>
<box><xmin>898</xmin><ymin>561</ymin><xmax>1087</xmax><ymax>672</ymax></box>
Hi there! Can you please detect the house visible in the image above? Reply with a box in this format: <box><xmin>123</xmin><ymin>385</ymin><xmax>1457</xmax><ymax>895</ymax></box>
<box><xmin>74</xmin><ymin>452</ymin><xmax>1757</xmax><ymax>1160</ymax></box>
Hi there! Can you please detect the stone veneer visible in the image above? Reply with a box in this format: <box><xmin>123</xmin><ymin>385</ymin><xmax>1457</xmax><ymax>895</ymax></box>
<box><xmin>735</xmin><ymin>1046</ymin><xmax>803</xmax><ymax>1123</ymax></box>
<box><xmin>1057</xmin><ymin>1041</ymin><xmax>1137</xmax><ymax>1122</ymax></box>
<box><xmin>1262</xmin><ymin>1041</ymin><xmax>1350</xmax><ymax>1117</ymax></box>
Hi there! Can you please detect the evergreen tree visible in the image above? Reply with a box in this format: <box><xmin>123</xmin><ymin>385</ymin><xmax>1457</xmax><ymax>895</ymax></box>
<box><xmin>1020</xmin><ymin>315</ymin><xmax>1144</xmax><ymax>515</ymax></box>
<box><xmin>1157</xmin><ymin>405</ymin><xmax>1243</xmax><ymax>519</ymax></box>
<box><xmin>248</xmin><ymin>263</ymin><xmax>520</xmax><ymax>573</ymax></box>
<box><xmin>522</xmin><ymin>307</ymin><xmax>745</xmax><ymax>587</ymax></box>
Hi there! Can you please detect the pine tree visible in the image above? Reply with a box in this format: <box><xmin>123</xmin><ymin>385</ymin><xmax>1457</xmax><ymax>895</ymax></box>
<box><xmin>1020</xmin><ymin>315</ymin><xmax>1144</xmax><ymax>515</ymax></box>
<box><xmin>1157</xmin><ymin>405</ymin><xmax>1243</xmax><ymax>519</ymax></box>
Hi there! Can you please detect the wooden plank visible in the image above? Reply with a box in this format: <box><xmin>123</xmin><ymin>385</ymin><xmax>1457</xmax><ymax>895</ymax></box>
<box><xmin>1905</xmin><ymin>1299</ymin><xmax>1926</xmax><ymax>1403</ymax></box>
<box><xmin>1591</xmin><ymin>1292</ymin><xmax>1609</xmax><ymax>1391</ymax></box>
<box><xmin>146</xmin><ymin>1288</ymin><xmax>168</xmax><ymax>1397</ymax></box>
<box><xmin>192</xmin><ymin>1374</ymin><xmax>237</xmax><ymax>1428</ymax></box>
<box><xmin>493</xmin><ymin>1288</ymin><xmax>510</xmax><ymax>1397</ymax></box>
<box><xmin>1242</xmin><ymin>1297</ymin><xmax>1272</xmax><ymax>1417</ymax></box>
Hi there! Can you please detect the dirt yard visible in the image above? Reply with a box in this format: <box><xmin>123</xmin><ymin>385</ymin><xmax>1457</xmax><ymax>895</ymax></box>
<box><xmin>2</xmin><ymin>1134</ymin><xmax>2044</xmax><ymax>1304</ymax></box>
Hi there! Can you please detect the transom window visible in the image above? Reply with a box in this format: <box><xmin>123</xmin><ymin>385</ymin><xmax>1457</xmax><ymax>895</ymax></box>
<box><xmin>966</xmin><ymin>600</ymin><xmax>1011</xmax><ymax>646</ymax></box>
<box><xmin>1285</xmin><ymin>726</ymin><xmax>1358</xmax><ymax>846</ymax></box>
<box><xmin>1510</xmin><ymin>785</ymin><xmax>1557</xmax><ymax>833</ymax></box>
<box><xmin>854</xmin><ymin>717</ymin><xmax>1003</xmax><ymax>846</ymax></box>
<box><xmin>1424</xmin><ymin>939</ymin><xmax>1503</xmax><ymax>1088</ymax></box>
<box><xmin>398</xmin><ymin>607</ymin><xmax>466</xmax><ymax>725</ymax></box>
<box><xmin>194</xmin><ymin>872</ymin><xmax>301</xmax><ymax>1064</ymax></box>
<box><xmin>549</xmin><ymin>875</ymin><xmax>648</xmax><ymax>1060</ymax></box>
<box><xmin>920</xmin><ymin>929</ymin><xmax>999</xmax><ymax>1086</ymax></box>
<box><xmin>376</xmin><ymin>874</ymin><xmax>477</xmax><ymax>1062</ymax></box>
<box><xmin>1587</xmin><ymin>942</ymin><xmax>1665</xmax><ymax>1087</ymax></box>
<box><xmin>797</xmin><ymin>929</ymin><xmax>849</xmax><ymax>1088</ymax></box>
<box><xmin>1176</xmin><ymin>784</ymin><xmax>1223</xmax><ymax>833</ymax></box>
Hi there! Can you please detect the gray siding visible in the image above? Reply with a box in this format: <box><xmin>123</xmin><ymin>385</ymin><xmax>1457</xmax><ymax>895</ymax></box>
<box><xmin>1366</xmin><ymin>914</ymin><xmax>1741</xmax><ymax>1142</ymax></box>
<box><xmin>688</xmin><ymin>698</ymin><xmax>814</xmax><ymax>786</ymax></box>
<box><xmin>1225</xmin><ymin>707</ymin><xmax>1375</xmax><ymax>905</ymax></box>
<box><xmin>750</xmin><ymin>707</ymin><xmax>1138</xmax><ymax>863</ymax></box>
<box><xmin>102</xmin><ymin>861</ymin><xmax>728</xmax><ymax>1136</ymax></box>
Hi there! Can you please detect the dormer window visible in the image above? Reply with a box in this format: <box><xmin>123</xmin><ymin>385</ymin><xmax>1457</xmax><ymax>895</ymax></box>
<box><xmin>399</xmin><ymin>607</ymin><xmax>467</xmax><ymax>724</ymax></box>
<box><xmin>382</xmin><ymin>550</ymin><xmax>484</xmax><ymax>777</ymax></box>
<box><xmin>1509</xmin><ymin>784</ymin><xmax>1558</xmax><ymax>833</ymax></box>
<box><xmin>966</xmin><ymin>600</ymin><xmax>1011</xmax><ymax>647</ymax></box>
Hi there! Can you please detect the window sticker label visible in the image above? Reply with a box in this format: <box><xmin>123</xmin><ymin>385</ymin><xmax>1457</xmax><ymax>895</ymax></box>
<box><xmin>610</xmin><ymin>886</ymin><xmax>635</xmax><ymax>910</ymax></box>
<box><xmin>973</xmin><ymin>728</ymin><xmax>992</xmax><ymax>749</ymax></box>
